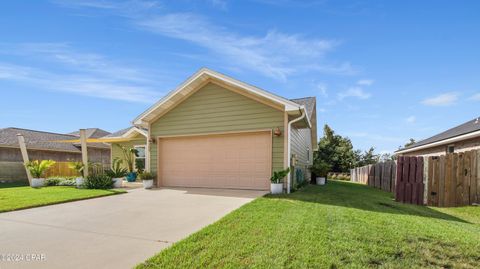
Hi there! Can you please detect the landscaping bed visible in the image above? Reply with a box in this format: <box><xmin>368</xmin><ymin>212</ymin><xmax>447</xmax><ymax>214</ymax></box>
<box><xmin>0</xmin><ymin>185</ymin><xmax>125</xmax><ymax>213</ymax></box>
<box><xmin>138</xmin><ymin>180</ymin><xmax>480</xmax><ymax>268</ymax></box>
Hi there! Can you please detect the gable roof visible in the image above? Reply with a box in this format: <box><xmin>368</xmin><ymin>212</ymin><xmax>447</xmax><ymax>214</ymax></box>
<box><xmin>104</xmin><ymin>126</ymin><xmax>147</xmax><ymax>139</ymax></box>
<box><xmin>290</xmin><ymin>97</ymin><xmax>316</xmax><ymax>120</ymax></box>
<box><xmin>133</xmin><ymin>68</ymin><xmax>309</xmax><ymax>127</ymax></box>
<box><xmin>69</xmin><ymin>128</ymin><xmax>111</xmax><ymax>139</ymax></box>
<box><xmin>0</xmin><ymin>127</ymin><xmax>109</xmax><ymax>152</ymax></box>
<box><xmin>396</xmin><ymin>116</ymin><xmax>480</xmax><ymax>154</ymax></box>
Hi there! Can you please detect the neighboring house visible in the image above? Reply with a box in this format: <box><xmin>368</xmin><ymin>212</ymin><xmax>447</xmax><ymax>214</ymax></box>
<box><xmin>131</xmin><ymin>68</ymin><xmax>317</xmax><ymax>191</ymax></box>
<box><xmin>103</xmin><ymin>127</ymin><xmax>148</xmax><ymax>171</ymax></box>
<box><xmin>396</xmin><ymin>116</ymin><xmax>480</xmax><ymax>156</ymax></box>
<box><xmin>0</xmin><ymin>127</ymin><xmax>111</xmax><ymax>181</ymax></box>
<box><xmin>0</xmin><ymin>127</ymin><xmax>111</xmax><ymax>163</ymax></box>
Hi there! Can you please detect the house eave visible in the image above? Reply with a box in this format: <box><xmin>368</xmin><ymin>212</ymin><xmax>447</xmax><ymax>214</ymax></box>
<box><xmin>395</xmin><ymin>130</ymin><xmax>480</xmax><ymax>155</ymax></box>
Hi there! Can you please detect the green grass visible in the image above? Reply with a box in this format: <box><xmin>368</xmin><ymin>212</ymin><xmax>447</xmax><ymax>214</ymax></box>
<box><xmin>138</xmin><ymin>180</ymin><xmax>480</xmax><ymax>269</ymax></box>
<box><xmin>0</xmin><ymin>185</ymin><xmax>125</xmax><ymax>212</ymax></box>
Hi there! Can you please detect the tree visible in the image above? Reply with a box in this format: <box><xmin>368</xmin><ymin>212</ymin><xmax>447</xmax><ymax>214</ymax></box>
<box><xmin>314</xmin><ymin>124</ymin><xmax>357</xmax><ymax>173</ymax></box>
<box><xmin>404</xmin><ymin>138</ymin><xmax>416</xmax><ymax>148</ymax></box>
<box><xmin>355</xmin><ymin>147</ymin><xmax>379</xmax><ymax>167</ymax></box>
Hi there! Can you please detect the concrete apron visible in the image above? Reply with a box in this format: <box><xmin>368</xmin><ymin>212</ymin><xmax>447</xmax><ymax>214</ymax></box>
<box><xmin>0</xmin><ymin>187</ymin><xmax>266</xmax><ymax>269</ymax></box>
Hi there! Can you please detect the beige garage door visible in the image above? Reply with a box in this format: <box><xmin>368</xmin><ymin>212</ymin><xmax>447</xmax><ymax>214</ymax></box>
<box><xmin>158</xmin><ymin>131</ymin><xmax>272</xmax><ymax>190</ymax></box>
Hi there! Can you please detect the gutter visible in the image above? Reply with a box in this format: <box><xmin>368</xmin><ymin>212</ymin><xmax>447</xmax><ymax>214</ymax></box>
<box><xmin>395</xmin><ymin>129</ymin><xmax>480</xmax><ymax>154</ymax></box>
<box><xmin>286</xmin><ymin>106</ymin><xmax>306</xmax><ymax>194</ymax></box>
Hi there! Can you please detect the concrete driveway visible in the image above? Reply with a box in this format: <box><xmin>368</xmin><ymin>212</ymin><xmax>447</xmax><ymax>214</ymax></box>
<box><xmin>0</xmin><ymin>187</ymin><xmax>265</xmax><ymax>269</ymax></box>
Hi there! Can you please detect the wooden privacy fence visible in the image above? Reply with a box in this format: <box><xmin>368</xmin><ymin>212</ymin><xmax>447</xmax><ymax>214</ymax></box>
<box><xmin>350</xmin><ymin>161</ymin><xmax>396</xmax><ymax>193</ymax></box>
<box><xmin>427</xmin><ymin>150</ymin><xmax>480</xmax><ymax>207</ymax></box>
<box><xmin>395</xmin><ymin>156</ymin><xmax>425</xmax><ymax>205</ymax></box>
<box><xmin>44</xmin><ymin>162</ymin><xmax>78</xmax><ymax>178</ymax></box>
<box><xmin>351</xmin><ymin>150</ymin><xmax>480</xmax><ymax>207</ymax></box>
<box><xmin>43</xmin><ymin>162</ymin><xmax>110</xmax><ymax>178</ymax></box>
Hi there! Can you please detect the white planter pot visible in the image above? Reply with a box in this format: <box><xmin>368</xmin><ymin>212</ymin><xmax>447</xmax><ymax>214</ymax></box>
<box><xmin>31</xmin><ymin>178</ymin><xmax>45</xmax><ymax>188</ymax></box>
<box><xmin>143</xmin><ymin>179</ymin><xmax>154</xmax><ymax>189</ymax></box>
<box><xmin>316</xmin><ymin>177</ymin><xmax>326</xmax><ymax>185</ymax></box>
<box><xmin>113</xmin><ymin>178</ymin><xmax>124</xmax><ymax>188</ymax></box>
<box><xmin>270</xmin><ymin>183</ymin><xmax>283</xmax><ymax>194</ymax></box>
<box><xmin>75</xmin><ymin>177</ymin><xmax>84</xmax><ymax>187</ymax></box>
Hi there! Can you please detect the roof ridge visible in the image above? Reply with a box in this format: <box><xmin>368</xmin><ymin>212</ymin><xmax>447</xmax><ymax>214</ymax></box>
<box><xmin>3</xmin><ymin>127</ymin><xmax>78</xmax><ymax>137</ymax></box>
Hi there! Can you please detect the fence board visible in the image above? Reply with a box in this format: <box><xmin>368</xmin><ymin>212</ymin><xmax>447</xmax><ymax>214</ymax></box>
<box><xmin>438</xmin><ymin>155</ymin><xmax>445</xmax><ymax>207</ymax></box>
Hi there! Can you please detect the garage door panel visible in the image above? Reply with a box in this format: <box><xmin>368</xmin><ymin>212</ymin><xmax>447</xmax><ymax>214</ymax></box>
<box><xmin>158</xmin><ymin>131</ymin><xmax>272</xmax><ymax>190</ymax></box>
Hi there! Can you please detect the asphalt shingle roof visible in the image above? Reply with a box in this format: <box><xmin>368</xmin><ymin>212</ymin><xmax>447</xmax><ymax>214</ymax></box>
<box><xmin>68</xmin><ymin>128</ymin><xmax>111</xmax><ymax>138</ymax></box>
<box><xmin>0</xmin><ymin>127</ymin><xmax>109</xmax><ymax>152</ymax></box>
<box><xmin>290</xmin><ymin>97</ymin><xmax>316</xmax><ymax>120</ymax></box>
<box><xmin>402</xmin><ymin>116</ymin><xmax>480</xmax><ymax>150</ymax></box>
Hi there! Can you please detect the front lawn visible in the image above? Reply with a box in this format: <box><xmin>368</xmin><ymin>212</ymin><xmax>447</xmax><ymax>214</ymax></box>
<box><xmin>0</xmin><ymin>185</ymin><xmax>125</xmax><ymax>212</ymax></box>
<box><xmin>138</xmin><ymin>180</ymin><xmax>480</xmax><ymax>268</ymax></box>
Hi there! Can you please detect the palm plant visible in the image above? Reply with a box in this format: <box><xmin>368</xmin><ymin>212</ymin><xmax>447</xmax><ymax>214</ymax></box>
<box><xmin>105</xmin><ymin>158</ymin><xmax>128</xmax><ymax>178</ymax></box>
<box><xmin>116</xmin><ymin>144</ymin><xmax>138</xmax><ymax>173</ymax></box>
<box><xmin>25</xmin><ymin>160</ymin><xmax>56</xmax><ymax>178</ymax></box>
<box><xmin>270</xmin><ymin>167</ymin><xmax>290</xmax><ymax>184</ymax></box>
<box><xmin>68</xmin><ymin>162</ymin><xmax>84</xmax><ymax>177</ymax></box>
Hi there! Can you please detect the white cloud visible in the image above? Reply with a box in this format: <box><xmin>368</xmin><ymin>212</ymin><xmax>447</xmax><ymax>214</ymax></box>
<box><xmin>0</xmin><ymin>43</ymin><xmax>164</xmax><ymax>103</ymax></box>
<box><xmin>206</xmin><ymin>0</ymin><xmax>228</xmax><ymax>9</ymax></box>
<box><xmin>469</xmin><ymin>93</ymin><xmax>480</xmax><ymax>101</ymax></box>
<box><xmin>137</xmin><ymin>13</ymin><xmax>343</xmax><ymax>80</ymax></box>
<box><xmin>316</xmin><ymin>83</ymin><xmax>328</xmax><ymax>97</ymax></box>
<box><xmin>338</xmin><ymin>87</ymin><xmax>371</xmax><ymax>100</ymax></box>
<box><xmin>54</xmin><ymin>1</ymin><xmax>356</xmax><ymax>81</ymax></box>
<box><xmin>357</xmin><ymin>79</ymin><xmax>374</xmax><ymax>86</ymax></box>
<box><xmin>405</xmin><ymin>116</ymin><xmax>416</xmax><ymax>123</ymax></box>
<box><xmin>421</xmin><ymin>92</ymin><xmax>458</xmax><ymax>106</ymax></box>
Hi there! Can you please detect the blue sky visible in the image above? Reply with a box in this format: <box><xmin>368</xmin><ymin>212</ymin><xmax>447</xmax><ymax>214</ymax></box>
<box><xmin>1</xmin><ymin>0</ymin><xmax>479</xmax><ymax>153</ymax></box>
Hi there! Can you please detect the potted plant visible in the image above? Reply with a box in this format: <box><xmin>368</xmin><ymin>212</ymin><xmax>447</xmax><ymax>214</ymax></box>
<box><xmin>270</xmin><ymin>167</ymin><xmax>290</xmax><ymax>194</ymax></box>
<box><xmin>116</xmin><ymin>144</ymin><xmax>138</xmax><ymax>182</ymax></box>
<box><xmin>25</xmin><ymin>160</ymin><xmax>56</xmax><ymax>187</ymax></box>
<box><xmin>105</xmin><ymin>158</ymin><xmax>128</xmax><ymax>188</ymax></box>
<box><xmin>311</xmin><ymin>161</ymin><xmax>330</xmax><ymax>185</ymax></box>
<box><xmin>139</xmin><ymin>172</ymin><xmax>155</xmax><ymax>189</ymax></box>
<box><xmin>68</xmin><ymin>162</ymin><xmax>85</xmax><ymax>187</ymax></box>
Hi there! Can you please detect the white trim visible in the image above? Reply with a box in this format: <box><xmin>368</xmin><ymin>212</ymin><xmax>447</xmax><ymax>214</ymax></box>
<box><xmin>107</xmin><ymin>127</ymin><xmax>147</xmax><ymax>140</ymax></box>
<box><xmin>133</xmin><ymin>144</ymin><xmax>146</xmax><ymax>171</ymax></box>
<box><xmin>396</xmin><ymin>130</ymin><xmax>480</xmax><ymax>154</ymax></box>
<box><xmin>133</xmin><ymin>68</ymin><xmax>305</xmax><ymax>125</ymax></box>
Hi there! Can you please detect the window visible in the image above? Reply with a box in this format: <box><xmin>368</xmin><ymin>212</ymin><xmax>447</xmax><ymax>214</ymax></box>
<box><xmin>134</xmin><ymin>145</ymin><xmax>146</xmax><ymax>171</ymax></box>
<box><xmin>447</xmin><ymin>145</ymin><xmax>455</xmax><ymax>154</ymax></box>
<box><xmin>307</xmin><ymin>147</ymin><xmax>310</xmax><ymax>161</ymax></box>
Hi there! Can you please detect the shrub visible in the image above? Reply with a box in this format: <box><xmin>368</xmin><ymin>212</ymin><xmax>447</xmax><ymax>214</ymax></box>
<box><xmin>45</xmin><ymin>178</ymin><xmax>61</xmax><ymax>186</ymax></box>
<box><xmin>138</xmin><ymin>172</ymin><xmax>155</xmax><ymax>180</ymax></box>
<box><xmin>45</xmin><ymin>177</ymin><xmax>77</xmax><ymax>186</ymax></box>
<box><xmin>83</xmin><ymin>174</ymin><xmax>114</xmax><ymax>189</ymax></box>
<box><xmin>58</xmin><ymin>179</ymin><xmax>76</xmax><ymax>186</ymax></box>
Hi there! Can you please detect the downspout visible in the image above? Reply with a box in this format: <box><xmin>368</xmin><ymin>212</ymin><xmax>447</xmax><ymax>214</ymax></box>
<box><xmin>286</xmin><ymin>107</ymin><xmax>306</xmax><ymax>194</ymax></box>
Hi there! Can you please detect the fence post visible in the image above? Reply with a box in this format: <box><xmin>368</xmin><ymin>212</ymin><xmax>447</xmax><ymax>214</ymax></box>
<box><xmin>16</xmin><ymin>134</ymin><xmax>32</xmax><ymax>185</ymax></box>
<box><xmin>80</xmin><ymin>129</ymin><xmax>89</xmax><ymax>178</ymax></box>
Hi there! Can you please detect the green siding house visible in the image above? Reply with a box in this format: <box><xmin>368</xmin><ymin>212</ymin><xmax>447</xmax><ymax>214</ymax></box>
<box><xmin>113</xmin><ymin>68</ymin><xmax>316</xmax><ymax>192</ymax></box>
<box><xmin>104</xmin><ymin>127</ymin><xmax>148</xmax><ymax>172</ymax></box>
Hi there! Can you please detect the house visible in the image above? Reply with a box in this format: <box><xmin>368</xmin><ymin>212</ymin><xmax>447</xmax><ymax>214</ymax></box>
<box><xmin>396</xmin><ymin>116</ymin><xmax>480</xmax><ymax>156</ymax></box>
<box><xmin>103</xmin><ymin>127</ymin><xmax>148</xmax><ymax>171</ymax></box>
<box><xmin>0</xmin><ymin>127</ymin><xmax>111</xmax><ymax>181</ymax></box>
<box><xmin>0</xmin><ymin>127</ymin><xmax>111</xmax><ymax>163</ymax></box>
<box><xmin>126</xmin><ymin>68</ymin><xmax>317</xmax><ymax>192</ymax></box>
